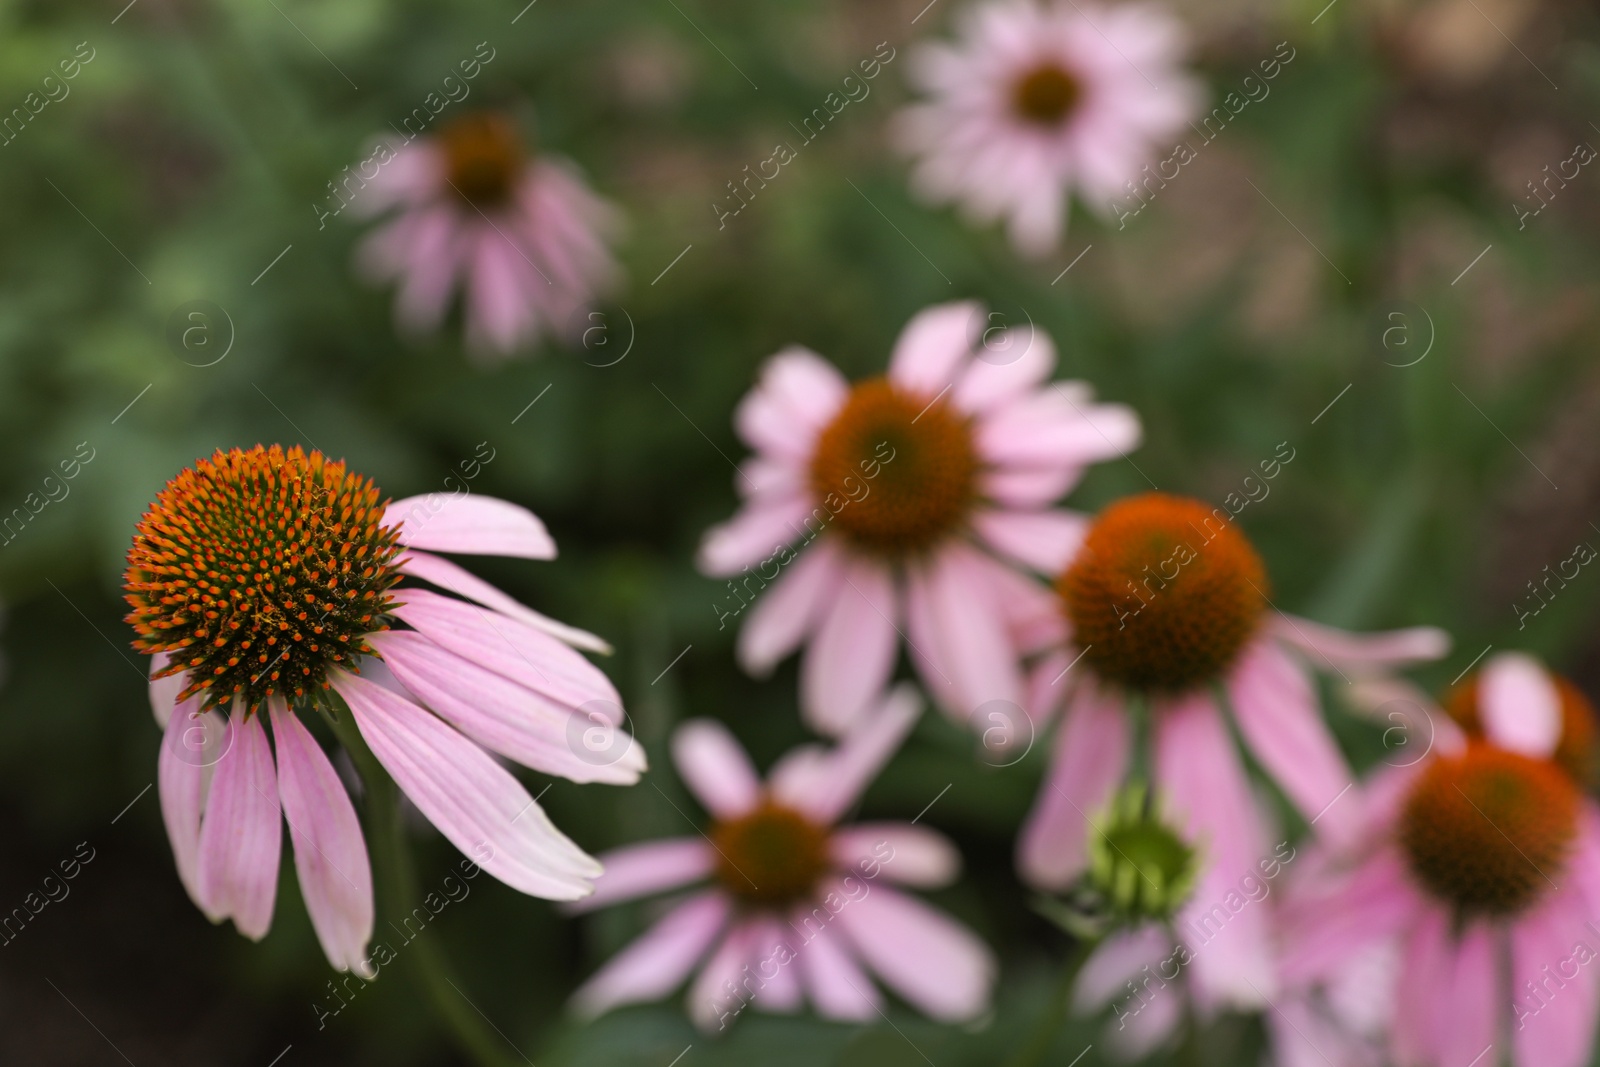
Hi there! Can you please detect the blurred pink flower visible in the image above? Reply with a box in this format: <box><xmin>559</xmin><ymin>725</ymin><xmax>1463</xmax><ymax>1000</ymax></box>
<box><xmin>1279</xmin><ymin>652</ymin><xmax>1600</xmax><ymax>1067</ymax></box>
<box><xmin>353</xmin><ymin>112</ymin><xmax>621</xmax><ymax>361</ymax></box>
<box><xmin>895</xmin><ymin>0</ymin><xmax>1201</xmax><ymax>256</ymax></box>
<box><xmin>698</xmin><ymin>300</ymin><xmax>1139</xmax><ymax>736</ymax></box>
<box><xmin>568</xmin><ymin>686</ymin><xmax>996</xmax><ymax>1029</ymax></box>
<box><xmin>1016</xmin><ymin>492</ymin><xmax>1447</xmax><ymax>1012</ymax></box>
<box><xmin>130</xmin><ymin>446</ymin><xmax>643</xmax><ymax>972</ymax></box>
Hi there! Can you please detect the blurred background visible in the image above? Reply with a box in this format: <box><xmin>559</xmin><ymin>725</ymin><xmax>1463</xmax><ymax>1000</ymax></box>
<box><xmin>2</xmin><ymin>0</ymin><xmax>1600</xmax><ymax>1062</ymax></box>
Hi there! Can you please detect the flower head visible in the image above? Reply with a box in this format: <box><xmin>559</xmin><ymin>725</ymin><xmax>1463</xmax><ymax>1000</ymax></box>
<box><xmin>1279</xmin><ymin>653</ymin><xmax>1600</xmax><ymax>1067</ymax></box>
<box><xmin>353</xmin><ymin>109</ymin><xmax>621</xmax><ymax>360</ymax></box>
<box><xmin>130</xmin><ymin>445</ymin><xmax>643</xmax><ymax>971</ymax></box>
<box><xmin>895</xmin><ymin>0</ymin><xmax>1202</xmax><ymax>256</ymax></box>
<box><xmin>1019</xmin><ymin>491</ymin><xmax>1447</xmax><ymax>1017</ymax></box>
<box><xmin>699</xmin><ymin>301</ymin><xmax>1139</xmax><ymax>736</ymax></box>
<box><xmin>569</xmin><ymin>687</ymin><xmax>996</xmax><ymax>1029</ymax></box>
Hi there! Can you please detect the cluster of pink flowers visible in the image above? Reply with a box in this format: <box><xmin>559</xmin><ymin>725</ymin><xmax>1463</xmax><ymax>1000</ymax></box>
<box><xmin>115</xmin><ymin>3</ymin><xmax>1600</xmax><ymax>1064</ymax></box>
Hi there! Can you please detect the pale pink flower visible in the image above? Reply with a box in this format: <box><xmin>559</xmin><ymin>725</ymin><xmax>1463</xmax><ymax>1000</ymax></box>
<box><xmin>128</xmin><ymin>446</ymin><xmax>643</xmax><ymax>972</ymax></box>
<box><xmin>1016</xmin><ymin>492</ymin><xmax>1447</xmax><ymax>1011</ymax></box>
<box><xmin>1279</xmin><ymin>652</ymin><xmax>1600</xmax><ymax>1067</ymax></box>
<box><xmin>352</xmin><ymin>111</ymin><xmax>621</xmax><ymax>360</ymax></box>
<box><xmin>895</xmin><ymin>0</ymin><xmax>1201</xmax><ymax>256</ymax></box>
<box><xmin>698</xmin><ymin>300</ymin><xmax>1139</xmax><ymax>736</ymax></box>
<box><xmin>568</xmin><ymin>686</ymin><xmax>996</xmax><ymax>1029</ymax></box>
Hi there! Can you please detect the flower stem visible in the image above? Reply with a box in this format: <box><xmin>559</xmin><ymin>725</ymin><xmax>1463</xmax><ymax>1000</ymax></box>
<box><xmin>1006</xmin><ymin>932</ymin><xmax>1101</xmax><ymax>1067</ymax></box>
<box><xmin>322</xmin><ymin>705</ymin><xmax>521</xmax><ymax>1067</ymax></box>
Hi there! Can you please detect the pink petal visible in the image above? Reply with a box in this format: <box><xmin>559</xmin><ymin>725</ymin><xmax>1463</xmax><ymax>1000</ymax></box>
<box><xmin>689</xmin><ymin>921</ymin><xmax>759</xmax><ymax>1031</ymax></box>
<box><xmin>834</xmin><ymin>882</ymin><xmax>995</xmax><ymax>1022</ymax></box>
<box><xmin>746</xmin><ymin>917</ymin><xmax>802</xmax><ymax>1013</ymax></box>
<box><xmin>571</xmin><ymin>891</ymin><xmax>729</xmax><ymax>1018</ymax></box>
<box><xmin>465</xmin><ymin>228</ymin><xmax>538</xmax><ymax>353</ymax></box>
<box><xmin>157</xmin><ymin>699</ymin><xmax>227</xmax><ymax>910</ymax></box>
<box><xmin>384</xmin><ymin>494</ymin><xmax>556</xmax><ymax>560</ymax></box>
<box><xmin>951</xmin><ymin>321</ymin><xmax>1057</xmax><ymax>414</ymax></box>
<box><xmin>399</xmin><ymin>551</ymin><xmax>609</xmax><ymax>653</ymax></box>
<box><xmin>196</xmin><ymin>711</ymin><xmax>281</xmax><ymax>940</ymax></box>
<box><xmin>269</xmin><ymin>700</ymin><xmax>374</xmax><ymax>973</ymax></box>
<box><xmin>733</xmin><ymin>346</ymin><xmax>850</xmax><ymax>461</ymax></box>
<box><xmin>697</xmin><ymin>495</ymin><xmax>813</xmax><ymax>578</ymax></box>
<box><xmin>800</xmin><ymin>554</ymin><xmax>899</xmax><ymax>736</ymax></box>
<box><xmin>971</xmin><ymin>508</ymin><xmax>1088</xmax><ymax>574</ymax></box>
<box><xmin>975</xmin><ymin>390</ymin><xmax>1141</xmax><ymax>469</ymax></box>
<box><xmin>567</xmin><ymin>838</ymin><xmax>715</xmax><ymax>913</ymax></box>
<box><xmin>1226</xmin><ymin>638</ymin><xmax>1355</xmax><ymax>836</ymax></box>
<box><xmin>148</xmin><ymin>652</ymin><xmax>183</xmax><ymax>729</ymax></box>
<box><xmin>831</xmin><ymin>824</ymin><xmax>960</xmax><ymax>887</ymax></box>
<box><xmin>1511</xmin><ymin>888</ymin><xmax>1600</xmax><ymax>1067</ymax></box>
<box><xmin>981</xmin><ymin>464</ymin><xmax>1080</xmax><ymax>509</ymax></box>
<box><xmin>1270</xmin><ymin>614</ymin><xmax>1449</xmax><ymax>669</ymax></box>
<box><xmin>333</xmin><ymin>671</ymin><xmax>601</xmax><ymax>899</ymax></box>
<box><xmin>671</xmin><ymin>719</ymin><xmax>761</xmax><ymax>820</ymax></box>
<box><xmin>905</xmin><ymin>544</ymin><xmax>1023</xmax><ymax>722</ymax></box>
<box><xmin>792</xmin><ymin>909</ymin><xmax>881</xmax><ymax>1021</ymax></box>
<box><xmin>888</xmin><ymin>301</ymin><xmax>981</xmax><ymax>395</ymax></box>
<box><xmin>1480</xmin><ymin>651</ymin><xmax>1563</xmax><ymax>759</ymax></box>
<box><xmin>736</xmin><ymin>539</ymin><xmax>846</xmax><ymax>676</ymax></box>
<box><xmin>371</xmin><ymin>630</ymin><xmax>644</xmax><ymax>785</ymax></box>
<box><xmin>1277</xmin><ymin>848</ymin><xmax>1419</xmax><ymax>984</ymax></box>
<box><xmin>1018</xmin><ymin>679</ymin><xmax>1131</xmax><ymax>890</ymax></box>
<box><xmin>1395</xmin><ymin>913</ymin><xmax>1497</xmax><ymax>1067</ymax></box>
<box><xmin>1155</xmin><ymin>691</ymin><xmax>1276</xmax><ymax>1006</ymax></box>
<box><xmin>1074</xmin><ymin>925</ymin><xmax>1172</xmax><ymax>1009</ymax></box>
<box><xmin>391</xmin><ymin>588</ymin><xmax>621</xmax><ymax>716</ymax></box>
<box><xmin>793</xmin><ymin>685</ymin><xmax>922</xmax><ymax>824</ymax></box>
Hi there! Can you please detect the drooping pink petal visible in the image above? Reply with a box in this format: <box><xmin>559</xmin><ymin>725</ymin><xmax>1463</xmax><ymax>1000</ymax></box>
<box><xmin>689</xmin><ymin>920</ymin><xmax>760</xmax><ymax>1031</ymax></box>
<box><xmin>671</xmin><ymin>719</ymin><xmax>761</xmax><ymax>820</ymax></box>
<box><xmin>791</xmin><ymin>908</ymin><xmax>881</xmax><ymax>1021</ymax></box>
<box><xmin>385</xmin><ymin>494</ymin><xmax>556</xmax><ymax>560</ymax></box>
<box><xmin>1270</xmin><ymin>614</ymin><xmax>1449</xmax><ymax>669</ymax></box>
<box><xmin>736</xmin><ymin>538</ymin><xmax>847</xmax><ymax>676</ymax></box>
<box><xmin>833</xmin><ymin>881</ymin><xmax>995</xmax><ymax>1022</ymax></box>
<box><xmin>905</xmin><ymin>544</ymin><xmax>1023</xmax><ymax>722</ymax></box>
<box><xmin>399</xmin><ymin>550</ymin><xmax>610</xmax><ymax>653</ymax></box>
<box><xmin>464</xmin><ymin>226</ymin><xmax>539</xmax><ymax>354</ymax></box>
<box><xmin>391</xmin><ymin>588</ymin><xmax>621</xmax><ymax>717</ymax></box>
<box><xmin>333</xmin><ymin>671</ymin><xmax>601</xmax><ymax>899</ymax></box>
<box><xmin>157</xmin><ymin>699</ymin><xmax>228</xmax><ymax>910</ymax></box>
<box><xmin>788</xmin><ymin>685</ymin><xmax>922</xmax><ymax>825</ymax></box>
<box><xmin>1155</xmin><ymin>691</ymin><xmax>1276</xmax><ymax>1006</ymax></box>
<box><xmin>971</xmin><ymin>508</ymin><xmax>1088</xmax><ymax>574</ymax></box>
<box><xmin>196</xmin><ymin>710</ymin><xmax>281</xmax><ymax>940</ymax></box>
<box><xmin>697</xmin><ymin>494</ymin><xmax>814</xmax><ymax>577</ymax></box>
<box><xmin>1074</xmin><ymin>925</ymin><xmax>1172</xmax><ymax>1010</ymax></box>
<box><xmin>1480</xmin><ymin>651</ymin><xmax>1563</xmax><ymax>759</ymax></box>
<box><xmin>888</xmin><ymin>300</ymin><xmax>981</xmax><ymax>395</ymax></box>
<box><xmin>1511</xmin><ymin>887</ymin><xmax>1600</xmax><ymax>1067</ymax></box>
<box><xmin>1018</xmin><ymin>679</ymin><xmax>1131</xmax><ymax>890</ymax></box>
<box><xmin>800</xmin><ymin>554</ymin><xmax>899</xmax><ymax>736</ymax></box>
<box><xmin>1393</xmin><ymin>913</ymin><xmax>1497</xmax><ymax>1067</ymax></box>
<box><xmin>982</xmin><ymin>464</ymin><xmax>1080</xmax><ymax>509</ymax></box>
<box><xmin>831</xmin><ymin>824</ymin><xmax>960</xmax><ymax>887</ymax></box>
<box><xmin>269</xmin><ymin>700</ymin><xmax>374</xmax><ymax>973</ymax></box>
<box><xmin>746</xmin><ymin>917</ymin><xmax>802</xmax><ymax>1014</ymax></box>
<box><xmin>1226</xmin><ymin>637</ymin><xmax>1355</xmax><ymax>837</ymax></box>
<box><xmin>1277</xmin><ymin>847</ymin><xmax>1419</xmax><ymax>985</ymax></box>
<box><xmin>566</xmin><ymin>839</ymin><xmax>715</xmax><ymax>914</ymax></box>
<box><xmin>148</xmin><ymin>652</ymin><xmax>183</xmax><ymax>729</ymax></box>
<box><xmin>371</xmin><ymin>630</ymin><xmax>644</xmax><ymax>785</ymax></box>
<box><xmin>571</xmin><ymin>891</ymin><xmax>729</xmax><ymax>1018</ymax></box>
